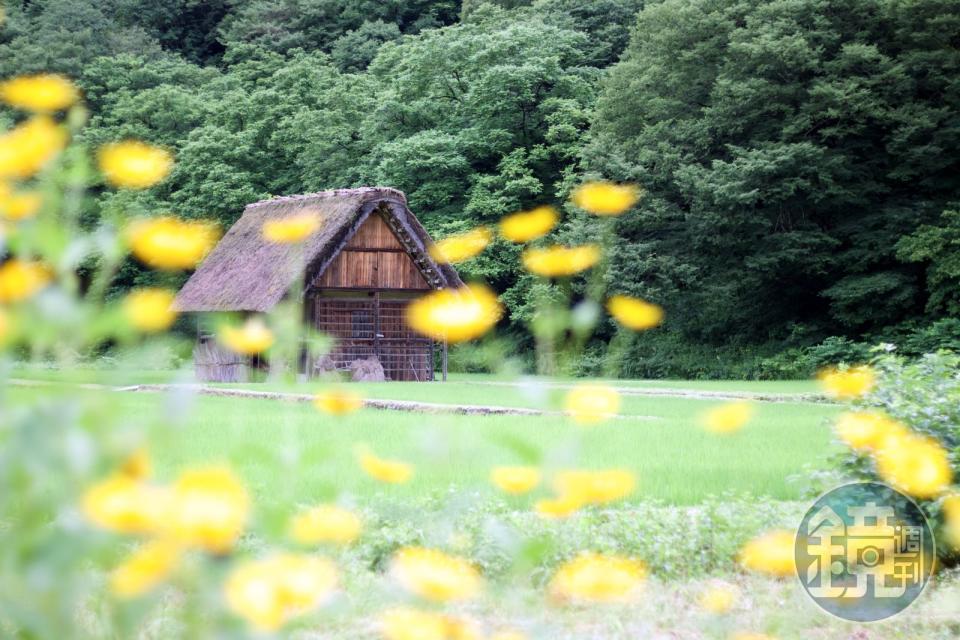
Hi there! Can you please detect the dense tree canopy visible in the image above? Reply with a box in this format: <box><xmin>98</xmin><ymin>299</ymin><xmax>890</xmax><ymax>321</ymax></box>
<box><xmin>2</xmin><ymin>0</ymin><xmax>958</xmax><ymax>375</ymax></box>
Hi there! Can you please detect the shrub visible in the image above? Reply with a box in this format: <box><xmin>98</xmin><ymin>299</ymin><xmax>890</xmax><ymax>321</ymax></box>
<box><xmin>834</xmin><ymin>352</ymin><xmax>960</xmax><ymax>562</ymax></box>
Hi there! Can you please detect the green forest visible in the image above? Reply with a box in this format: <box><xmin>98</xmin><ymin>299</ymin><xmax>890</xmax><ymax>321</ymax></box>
<box><xmin>3</xmin><ymin>0</ymin><xmax>959</xmax><ymax>378</ymax></box>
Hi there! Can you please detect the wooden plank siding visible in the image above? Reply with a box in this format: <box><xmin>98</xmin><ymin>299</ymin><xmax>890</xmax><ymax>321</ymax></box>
<box><xmin>315</xmin><ymin>213</ymin><xmax>431</xmax><ymax>290</ymax></box>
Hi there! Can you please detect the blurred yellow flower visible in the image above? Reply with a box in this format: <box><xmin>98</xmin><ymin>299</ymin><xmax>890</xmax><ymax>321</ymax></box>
<box><xmin>549</xmin><ymin>552</ymin><xmax>646</xmax><ymax>603</ymax></box>
<box><xmin>875</xmin><ymin>434</ymin><xmax>952</xmax><ymax>499</ymax></box>
<box><xmin>945</xmin><ymin>495</ymin><xmax>960</xmax><ymax>549</ymax></box>
<box><xmin>313</xmin><ymin>388</ymin><xmax>364</xmax><ymax>415</ymax></box>
<box><xmin>429</xmin><ymin>227</ymin><xmax>491</xmax><ymax>263</ymax></box>
<box><xmin>406</xmin><ymin>284</ymin><xmax>502</xmax><ymax>343</ymax></box>
<box><xmin>390</xmin><ymin>547</ymin><xmax>482</xmax><ymax>602</ymax></box>
<box><xmin>290</xmin><ymin>504</ymin><xmax>363</xmax><ymax>545</ymax></box>
<box><xmin>122</xmin><ymin>288</ymin><xmax>177</xmax><ymax>333</ymax></box>
<box><xmin>833</xmin><ymin>411</ymin><xmax>907</xmax><ymax>451</ymax></box>
<box><xmin>110</xmin><ymin>539</ymin><xmax>180</xmax><ymax>599</ymax></box>
<box><xmin>490</xmin><ymin>466</ymin><xmax>541</xmax><ymax>495</ymax></box>
<box><xmin>570</xmin><ymin>181</ymin><xmax>640</xmax><ymax>216</ymax></box>
<box><xmin>534</xmin><ymin>494</ymin><xmax>584</xmax><ymax>519</ymax></box>
<box><xmin>607</xmin><ymin>295</ymin><xmax>663</xmax><ymax>331</ymax></box>
<box><xmin>167</xmin><ymin>466</ymin><xmax>249</xmax><ymax>553</ymax></box>
<box><xmin>357</xmin><ymin>447</ymin><xmax>413</xmax><ymax>484</ymax></box>
<box><xmin>499</xmin><ymin>205</ymin><xmax>558</xmax><ymax>243</ymax></box>
<box><xmin>99</xmin><ymin>141</ymin><xmax>172</xmax><ymax>189</ymax></box>
<box><xmin>522</xmin><ymin>245</ymin><xmax>600</xmax><ymax>277</ymax></box>
<box><xmin>0</xmin><ymin>116</ymin><xmax>67</xmax><ymax>179</ymax></box>
<box><xmin>262</xmin><ymin>210</ymin><xmax>320</xmax><ymax>243</ymax></box>
<box><xmin>0</xmin><ymin>186</ymin><xmax>42</xmax><ymax>221</ymax></box>
<box><xmin>219</xmin><ymin>317</ymin><xmax>275</xmax><ymax>355</ymax></box>
<box><xmin>552</xmin><ymin>469</ymin><xmax>636</xmax><ymax>505</ymax></box>
<box><xmin>699</xmin><ymin>401</ymin><xmax>755</xmax><ymax>435</ymax></box>
<box><xmin>225</xmin><ymin>554</ymin><xmax>338</xmax><ymax>632</ymax></box>
<box><xmin>738</xmin><ymin>530</ymin><xmax>796</xmax><ymax>578</ymax></box>
<box><xmin>120</xmin><ymin>449</ymin><xmax>152</xmax><ymax>480</ymax></box>
<box><xmin>81</xmin><ymin>475</ymin><xmax>170</xmax><ymax>535</ymax></box>
<box><xmin>698</xmin><ymin>582</ymin><xmax>738</xmax><ymax>614</ymax></box>
<box><xmin>817</xmin><ymin>366</ymin><xmax>875</xmax><ymax>399</ymax></box>
<box><xmin>564</xmin><ymin>384</ymin><xmax>621</xmax><ymax>425</ymax></box>
<box><xmin>380</xmin><ymin>608</ymin><xmax>481</xmax><ymax>640</ymax></box>
<box><xmin>0</xmin><ymin>259</ymin><xmax>51</xmax><ymax>303</ymax></box>
<box><xmin>0</xmin><ymin>74</ymin><xmax>78</xmax><ymax>112</ymax></box>
<box><xmin>126</xmin><ymin>216</ymin><xmax>217</xmax><ymax>270</ymax></box>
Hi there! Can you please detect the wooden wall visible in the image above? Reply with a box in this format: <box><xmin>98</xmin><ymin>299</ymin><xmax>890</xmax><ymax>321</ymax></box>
<box><xmin>315</xmin><ymin>213</ymin><xmax>430</xmax><ymax>290</ymax></box>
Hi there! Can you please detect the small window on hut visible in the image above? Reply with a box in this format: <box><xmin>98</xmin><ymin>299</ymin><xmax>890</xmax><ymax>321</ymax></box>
<box><xmin>351</xmin><ymin>310</ymin><xmax>373</xmax><ymax>338</ymax></box>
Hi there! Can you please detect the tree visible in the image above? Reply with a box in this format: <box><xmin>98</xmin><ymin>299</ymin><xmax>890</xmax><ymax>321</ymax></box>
<box><xmin>584</xmin><ymin>0</ymin><xmax>960</xmax><ymax>347</ymax></box>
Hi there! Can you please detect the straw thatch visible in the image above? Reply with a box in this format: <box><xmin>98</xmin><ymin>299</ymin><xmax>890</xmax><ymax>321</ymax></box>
<box><xmin>174</xmin><ymin>187</ymin><xmax>462</xmax><ymax>312</ymax></box>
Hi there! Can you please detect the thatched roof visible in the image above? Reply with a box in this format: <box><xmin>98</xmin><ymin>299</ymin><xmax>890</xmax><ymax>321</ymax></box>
<box><xmin>173</xmin><ymin>187</ymin><xmax>463</xmax><ymax>312</ymax></box>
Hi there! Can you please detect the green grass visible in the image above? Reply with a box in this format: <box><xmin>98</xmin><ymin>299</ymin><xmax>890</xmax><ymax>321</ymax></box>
<box><xmin>7</xmin><ymin>382</ymin><xmax>841</xmax><ymax>507</ymax></box>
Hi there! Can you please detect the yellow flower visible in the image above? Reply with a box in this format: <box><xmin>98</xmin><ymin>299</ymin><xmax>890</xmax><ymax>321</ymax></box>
<box><xmin>167</xmin><ymin>466</ymin><xmax>249</xmax><ymax>553</ymax></box>
<box><xmin>126</xmin><ymin>216</ymin><xmax>217</xmax><ymax>270</ymax></box>
<box><xmin>552</xmin><ymin>469</ymin><xmax>637</xmax><ymax>505</ymax></box>
<box><xmin>564</xmin><ymin>384</ymin><xmax>621</xmax><ymax>425</ymax></box>
<box><xmin>225</xmin><ymin>554</ymin><xmax>338</xmax><ymax>632</ymax></box>
<box><xmin>81</xmin><ymin>475</ymin><xmax>170</xmax><ymax>535</ymax></box>
<box><xmin>390</xmin><ymin>547</ymin><xmax>482</xmax><ymax>602</ymax></box>
<box><xmin>549</xmin><ymin>552</ymin><xmax>646</xmax><ymax>603</ymax></box>
<box><xmin>570</xmin><ymin>181</ymin><xmax>641</xmax><ymax>216</ymax></box>
<box><xmin>607</xmin><ymin>295</ymin><xmax>663</xmax><ymax>331</ymax></box>
<box><xmin>490</xmin><ymin>466</ymin><xmax>541</xmax><ymax>495</ymax></box>
<box><xmin>945</xmin><ymin>495</ymin><xmax>960</xmax><ymax>549</ymax></box>
<box><xmin>738</xmin><ymin>530</ymin><xmax>796</xmax><ymax>578</ymax></box>
<box><xmin>0</xmin><ymin>116</ymin><xmax>68</xmax><ymax>179</ymax></box>
<box><xmin>534</xmin><ymin>494</ymin><xmax>585</xmax><ymax>519</ymax></box>
<box><xmin>0</xmin><ymin>74</ymin><xmax>78</xmax><ymax>112</ymax></box>
<box><xmin>122</xmin><ymin>288</ymin><xmax>177</xmax><ymax>333</ymax></box>
<box><xmin>357</xmin><ymin>447</ymin><xmax>413</xmax><ymax>484</ymax></box>
<box><xmin>429</xmin><ymin>227</ymin><xmax>492</xmax><ymax>263</ymax></box>
<box><xmin>119</xmin><ymin>449</ymin><xmax>152</xmax><ymax>480</ymax></box>
<box><xmin>110</xmin><ymin>540</ymin><xmax>180</xmax><ymax>599</ymax></box>
<box><xmin>0</xmin><ymin>186</ymin><xmax>42</xmax><ymax>221</ymax></box>
<box><xmin>699</xmin><ymin>401</ymin><xmax>755</xmax><ymax>435</ymax></box>
<box><xmin>289</xmin><ymin>504</ymin><xmax>363</xmax><ymax>545</ymax></box>
<box><xmin>0</xmin><ymin>259</ymin><xmax>51</xmax><ymax>303</ymax></box>
<box><xmin>698</xmin><ymin>582</ymin><xmax>738</xmax><ymax>614</ymax></box>
<box><xmin>522</xmin><ymin>245</ymin><xmax>601</xmax><ymax>277</ymax></box>
<box><xmin>945</xmin><ymin>494</ymin><xmax>960</xmax><ymax>524</ymax></box>
<box><xmin>98</xmin><ymin>141</ymin><xmax>173</xmax><ymax>189</ymax></box>
<box><xmin>262</xmin><ymin>210</ymin><xmax>321</xmax><ymax>243</ymax></box>
<box><xmin>406</xmin><ymin>284</ymin><xmax>503</xmax><ymax>343</ymax></box>
<box><xmin>833</xmin><ymin>411</ymin><xmax>908</xmax><ymax>451</ymax></box>
<box><xmin>219</xmin><ymin>317</ymin><xmax>275</xmax><ymax>355</ymax></box>
<box><xmin>817</xmin><ymin>366</ymin><xmax>876</xmax><ymax>400</ymax></box>
<box><xmin>380</xmin><ymin>608</ymin><xmax>481</xmax><ymax>640</ymax></box>
<box><xmin>313</xmin><ymin>388</ymin><xmax>364</xmax><ymax>415</ymax></box>
<box><xmin>499</xmin><ymin>205</ymin><xmax>558</xmax><ymax>243</ymax></box>
<box><xmin>875</xmin><ymin>434</ymin><xmax>952</xmax><ymax>499</ymax></box>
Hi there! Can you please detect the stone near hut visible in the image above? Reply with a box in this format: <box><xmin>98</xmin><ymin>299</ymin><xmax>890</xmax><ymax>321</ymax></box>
<box><xmin>314</xmin><ymin>354</ymin><xmax>337</xmax><ymax>374</ymax></box>
<box><xmin>350</xmin><ymin>356</ymin><xmax>386</xmax><ymax>382</ymax></box>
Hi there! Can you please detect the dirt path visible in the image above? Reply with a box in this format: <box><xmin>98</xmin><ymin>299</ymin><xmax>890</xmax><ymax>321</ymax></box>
<box><xmin>9</xmin><ymin>379</ymin><xmax>660</xmax><ymax>419</ymax></box>
<box><xmin>466</xmin><ymin>379</ymin><xmax>831</xmax><ymax>403</ymax></box>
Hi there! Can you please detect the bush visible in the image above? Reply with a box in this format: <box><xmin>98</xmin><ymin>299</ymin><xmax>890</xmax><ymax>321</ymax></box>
<box><xmin>835</xmin><ymin>352</ymin><xmax>960</xmax><ymax>562</ymax></box>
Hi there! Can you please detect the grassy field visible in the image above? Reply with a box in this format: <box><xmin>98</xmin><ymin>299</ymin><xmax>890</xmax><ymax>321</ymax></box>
<box><xmin>8</xmin><ymin>380</ymin><xmax>841</xmax><ymax>506</ymax></box>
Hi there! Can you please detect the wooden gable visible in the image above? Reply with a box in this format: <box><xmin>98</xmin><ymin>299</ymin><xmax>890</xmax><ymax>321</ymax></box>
<box><xmin>314</xmin><ymin>212</ymin><xmax>431</xmax><ymax>290</ymax></box>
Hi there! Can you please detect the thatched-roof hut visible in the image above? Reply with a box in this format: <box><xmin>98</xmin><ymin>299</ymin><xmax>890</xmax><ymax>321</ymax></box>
<box><xmin>174</xmin><ymin>187</ymin><xmax>462</xmax><ymax>382</ymax></box>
